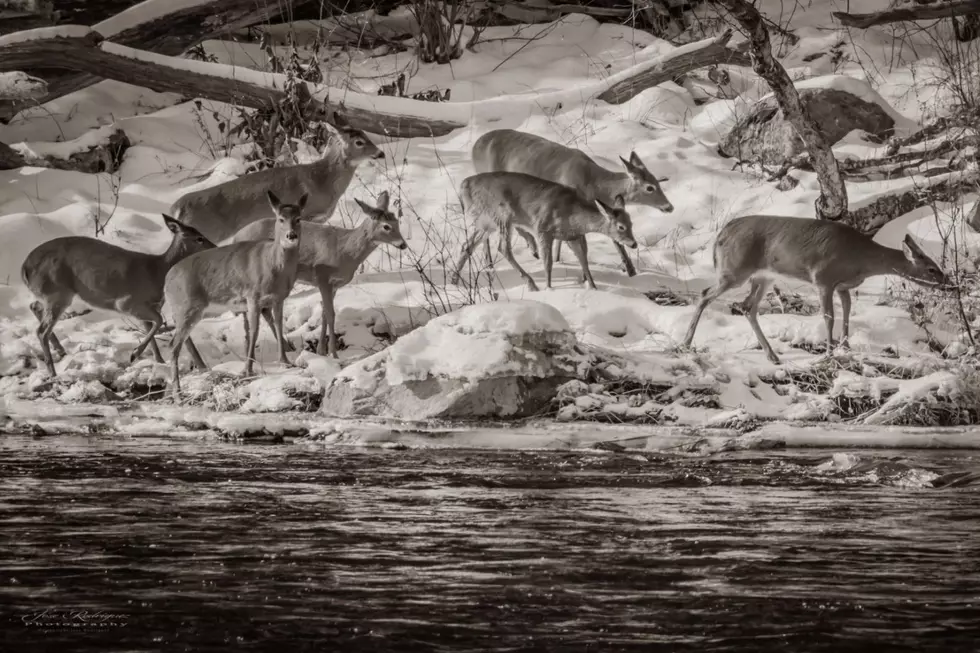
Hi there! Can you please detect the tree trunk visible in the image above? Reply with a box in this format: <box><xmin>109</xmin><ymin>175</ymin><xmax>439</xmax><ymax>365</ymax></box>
<box><xmin>0</xmin><ymin>0</ymin><xmax>316</xmax><ymax>122</ymax></box>
<box><xmin>833</xmin><ymin>1</ymin><xmax>980</xmax><ymax>30</ymax></box>
<box><xmin>715</xmin><ymin>0</ymin><xmax>848</xmax><ymax>221</ymax></box>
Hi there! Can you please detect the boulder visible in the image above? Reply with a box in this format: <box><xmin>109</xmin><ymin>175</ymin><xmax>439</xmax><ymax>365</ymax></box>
<box><xmin>320</xmin><ymin>300</ymin><xmax>579</xmax><ymax>420</ymax></box>
<box><xmin>719</xmin><ymin>80</ymin><xmax>898</xmax><ymax>166</ymax></box>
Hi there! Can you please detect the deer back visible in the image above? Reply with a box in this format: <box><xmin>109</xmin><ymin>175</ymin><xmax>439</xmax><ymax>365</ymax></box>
<box><xmin>21</xmin><ymin>215</ymin><xmax>214</xmax><ymax>310</ymax></box>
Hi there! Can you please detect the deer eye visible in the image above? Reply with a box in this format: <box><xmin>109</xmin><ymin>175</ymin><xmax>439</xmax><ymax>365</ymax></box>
<box><xmin>382</xmin><ymin>224</ymin><xmax>392</xmax><ymax>232</ymax></box>
<box><xmin>355</xmin><ymin>139</ymin><xmax>365</xmax><ymax>147</ymax></box>
<box><xmin>617</xmin><ymin>224</ymin><xmax>626</xmax><ymax>232</ymax></box>
<box><xmin>645</xmin><ymin>185</ymin><xmax>656</xmax><ymax>192</ymax></box>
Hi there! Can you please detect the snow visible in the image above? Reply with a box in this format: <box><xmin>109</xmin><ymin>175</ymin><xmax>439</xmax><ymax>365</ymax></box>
<box><xmin>0</xmin><ymin>25</ymin><xmax>94</xmax><ymax>47</ymax></box>
<box><xmin>1</xmin><ymin>3</ymin><xmax>979</xmax><ymax>436</ymax></box>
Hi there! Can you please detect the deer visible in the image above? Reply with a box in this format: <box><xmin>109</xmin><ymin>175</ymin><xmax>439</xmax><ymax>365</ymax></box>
<box><xmin>471</xmin><ymin>128</ymin><xmax>672</xmax><ymax>278</ymax></box>
<box><xmin>164</xmin><ymin>191</ymin><xmax>306</xmax><ymax>399</ymax></box>
<box><xmin>682</xmin><ymin>215</ymin><xmax>952</xmax><ymax>365</ymax></box>
<box><xmin>169</xmin><ymin>112</ymin><xmax>384</xmax><ymax>243</ymax></box>
<box><xmin>452</xmin><ymin>172</ymin><xmax>637</xmax><ymax>292</ymax></box>
<box><xmin>231</xmin><ymin>190</ymin><xmax>407</xmax><ymax>358</ymax></box>
<box><xmin>20</xmin><ymin>214</ymin><xmax>215</xmax><ymax>377</ymax></box>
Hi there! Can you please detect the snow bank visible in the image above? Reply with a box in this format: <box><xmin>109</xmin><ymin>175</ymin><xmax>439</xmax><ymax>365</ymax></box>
<box><xmin>9</xmin><ymin>125</ymin><xmax>121</xmax><ymax>160</ymax></box>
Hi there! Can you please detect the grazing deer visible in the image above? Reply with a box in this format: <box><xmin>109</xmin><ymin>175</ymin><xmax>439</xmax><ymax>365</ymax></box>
<box><xmin>170</xmin><ymin>113</ymin><xmax>384</xmax><ymax>242</ymax></box>
<box><xmin>682</xmin><ymin>215</ymin><xmax>951</xmax><ymax>364</ymax></box>
<box><xmin>20</xmin><ymin>215</ymin><xmax>215</xmax><ymax>377</ymax></box>
<box><xmin>453</xmin><ymin>172</ymin><xmax>637</xmax><ymax>292</ymax></box>
<box><xmin>472</xmin><ymin>128</ymin><xmax>672</xmax><ymax>277</ymax></box>
<box><xmin>232</xmin><ymin>190</ymin><xmax>407</xmax><ymax>358</ymax></box>
<box><xmin>164</xmin><ymin>191</ymin><xmax>306</xmax><ymax>399</ymax></box>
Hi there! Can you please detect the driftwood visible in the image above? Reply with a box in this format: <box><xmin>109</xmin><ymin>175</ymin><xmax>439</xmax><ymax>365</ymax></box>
<box><xmin>0</xmin><ymin>126</ymin><xmax>130</xmax><ymax>173</ymax></box>
<box><xmin>0</xmin><ymin>0</ymin><xmax>316</xmax><ymax>122</ymax></box>
<box><xmin>598</xmin><ymin>28</ymin><xmax>751</xmax><ymax>103</ymax></box>
<box><xmin>833</xmin><ymin>1</ymin><xmax>980</xmax><ymax>30</ymax></box>
<box><xmin>0</xmin><ymin>27</ymin><xmax>750</xmax><ymax>139</ymax></box>
<box><xmin>715</xmin><ymin>0</ymin><xmax>849</xmax><ymax>221</ymax></box>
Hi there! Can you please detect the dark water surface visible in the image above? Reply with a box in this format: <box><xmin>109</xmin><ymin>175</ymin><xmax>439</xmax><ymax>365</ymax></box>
<box><xmin>1</xmin><ymin>434</ymin><xmax>978</xmax><ymax>652</ymax></box>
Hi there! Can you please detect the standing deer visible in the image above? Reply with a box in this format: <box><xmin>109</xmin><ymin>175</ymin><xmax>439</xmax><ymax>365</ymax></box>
<box><xmin>164</xmin><ymin>191</ymin><xmax>306</xmax><ymax>399</ymax></box>
<box><xmin>453</xmin><ymin>172</ymin><xmax>637</xmax><ymax>292</ymax></box>
<box><xmin>472</xmin><ymin>128</ymin><xmax>672</xmax><ymax>277</ymax></box>
<box><xmin>682</xmin><ymin>215</ymin><xmax>951</xmax><ymax>364</ymax></box>
<box><xmin>170</xmin><ymin>113</ymin><xmax>384</xmax><ymax>242</ymax></box>
<box><xmin>20</xmin><ymin>215</ymin><xmax>215</xmax><ymax>377</ymax></box>
<box><xmin>232</xmin><ymin>190</ymin><xmax>407</xmax><ymax>358</ymax></box>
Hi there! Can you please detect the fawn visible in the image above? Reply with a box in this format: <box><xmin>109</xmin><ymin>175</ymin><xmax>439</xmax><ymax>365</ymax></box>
<box><xmin>164</xmin><ymin>191</ymin><xmax>307</xmax><ymax>399</ymax></box>
<box><xmin>21</xmin><ymin>215</ymin><xmax>215</xmax><ymax>377</ymax></box>
<box><xmin>453</xmin><ymin>172</ymin><xmax>637</xmax><ymax>292</ymax></box>
<box><xmin>232</xmin><ymin>190</ymin><xmax>407</xmax><ymax>358</ymax></box>
<box><xmin>472</xmin><ymin>128</ymin><xmax>672</xmax><ymax>277</ymax></box>
<box><xmin>682</xmin><ymin>215</ymin><xmax>951</xmax><ymax>364</ymax></box>
<box><xmin>170</xmin><ymin>113</ymin><xmax>383</xmax><ymax>242</ymax></box>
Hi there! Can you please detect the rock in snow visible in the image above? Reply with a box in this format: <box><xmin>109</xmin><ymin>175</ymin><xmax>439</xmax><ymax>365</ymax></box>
<box><xmin>321</xmin><ymin>301</ymin><xmax>579</xmax><ymax>420</ymax></box>
<box><xmin>719</xmin><ymin>78</ymin><xmax>898</xmax><ymax>166</ymax></box>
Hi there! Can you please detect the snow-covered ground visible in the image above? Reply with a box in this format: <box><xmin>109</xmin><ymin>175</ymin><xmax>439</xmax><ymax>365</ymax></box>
<box><xmin>1</xmin><ymin>0</ymin><xmax>979</xmax><ymax>433</ymax></box>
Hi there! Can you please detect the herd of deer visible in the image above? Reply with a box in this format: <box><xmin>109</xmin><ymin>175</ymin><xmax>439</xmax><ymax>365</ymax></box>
<box><xmin>18</xmin><ymin>114</ymin><xmax>951</xmax><ymax>401</ymax></box>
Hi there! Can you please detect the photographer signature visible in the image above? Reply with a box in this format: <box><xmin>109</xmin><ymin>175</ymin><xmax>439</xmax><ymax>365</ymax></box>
<box><xmin>20</xmin><ymin>608</ymin><xmax>128</xmax><ymax>628</ymax></box>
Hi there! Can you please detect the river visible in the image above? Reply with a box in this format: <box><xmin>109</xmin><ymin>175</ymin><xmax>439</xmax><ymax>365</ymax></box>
<box><xmin>1</xmin><ymin>433</ymin><xmax>978</xmax><ymax>652</ymax></box>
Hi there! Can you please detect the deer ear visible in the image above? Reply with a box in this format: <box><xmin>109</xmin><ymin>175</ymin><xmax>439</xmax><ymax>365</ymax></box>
<box><xmin>628</xmin><ymin>151</ymin><xmax>646</xmax><ymax>169</ymax></box>
<box><xmin>297</xmin><ymin>193</ymin><xmax>309</xmax><ymax>211</ymax></box>
<box><xmin>333</xmin><ymin>111</ymin><xmax>349</xmax><ymax>128</ymax></box>
<box><xmin>594</xmin><ymin>198</ymin><xmax>612</xmax><ymax>219</ymax></box>
<box><xmin>375</xmin><ymin>190</ymin><xmax>390</xmax><ymax>211</ymax></box>
<box><xmin>901</xmin><ymin>235</ymin><xmax>920</xmax><ymax>263</ymax></box>
<box><xmin>354</xmin><ymin>198</ymin><xmax>374</xmax><ymax>216</ymax></box>
<box><xmin>267</xmin><ymin>190</ymin><xmax>282</xmax><ymax>212</ymax></box>
<box><xmin>656</xmin><ymin>175</ymin><xmax>669</xmax><ymax>183</ymax></box>
<box><xmin>612</xmin><ymin>194</ymin><xmax>626</xmax><ymax>210</ymax></box>
<box><xmin>162</xmin><ymin>214</ymin><xmax>180</xmax><ymax>233</ymax></box>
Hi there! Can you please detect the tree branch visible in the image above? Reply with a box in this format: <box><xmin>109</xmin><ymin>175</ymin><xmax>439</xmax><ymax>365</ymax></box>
<box><xmin>833</xmin><ymin>0</ymin><xmax>980</xmax><ymax>29</ymax></box>
<box><xmin>715</xmin><ymin>0</ymin><xmax>848</xmax><ymax>220</ymax></box>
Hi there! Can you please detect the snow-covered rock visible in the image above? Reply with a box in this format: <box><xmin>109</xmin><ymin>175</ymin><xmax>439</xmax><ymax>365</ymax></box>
<box><xmin>320</xmin><ymin>301</ymin><xmax>579</xmax><ymax>420</ymax></box>
<box><xmin>719</xmin><ymin>75</ymin><xmax>902</xmax><ymax>166</ymax></box>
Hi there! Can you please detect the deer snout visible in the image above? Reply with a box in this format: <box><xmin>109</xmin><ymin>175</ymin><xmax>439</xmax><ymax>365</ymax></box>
<box><xmin>285</xmin><ymin>229</ymin><xmax>300</xmax><ymax>244</ymax></box>
<box><xmin>396</xmin><ymin>240</ymin><xmax>408</xmax><ymax>250</ymax></box>
<box><xmin>373</xmin><ymin>151</ymin><xmax>385</xmax><ymax>160</ymax></box>
<box><xmin>660</xmin><ymin>202</ymin><xmax>675</xmax><ymax>213</ymax></box>
<box><xmin>628</xmin><ymin>240</ymin><xmax>638</xmax><ymax>249</ymax></box>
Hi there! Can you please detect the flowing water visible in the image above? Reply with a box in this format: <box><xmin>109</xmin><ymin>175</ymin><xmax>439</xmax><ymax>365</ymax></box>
<box><xmin>1</xmin><ymin>433</ymin><xmax>978</xmax><ymax>652</ymax></box>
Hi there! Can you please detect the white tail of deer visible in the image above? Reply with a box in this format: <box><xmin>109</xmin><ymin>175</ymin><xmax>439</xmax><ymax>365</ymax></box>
<box><xmin>170</xmin><ymin>113</ymin><xmax>384</xmax><ymax>243</ymax></box>
<box><xmin>232</xmin><ymin>190</ymin><xmax>407</xmax><ymax>358</ymax></box>
<box><xmin>453</xmin><ymin>172</ymin><xmax>637</xmax><ymax>292</ymax></box>
<box><xmin>20</xmin><ymin>215</ymin><xmax>215</xmax><ymax>377</ymax></box>
<box><xmin>164</xmin><ymin>191</ymin><xmax>307</xmax><ymax>400</ymax></box>
<box><xmin>682</xmin><ymin>215</ymin><xmax>951</xmax><ymax>364</ymax></box>
<box><xmin>472</xmin><ymin>128</ymin><xmax>671</xmax><ymax>277</ymax></box>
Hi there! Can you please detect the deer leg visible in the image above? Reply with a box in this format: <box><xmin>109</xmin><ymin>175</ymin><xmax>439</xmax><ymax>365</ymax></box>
<box><xmin>554</xmin><ymin>239</ymin><xmax>563</xmax><ymax>264</ymax></box>
<box><xmin>184</xmin><ymin>337</ymin><xmax>208</xmax><ymax>371</ymax></box>
<box><xmin>168</xmin><ymin>307</ymin><xmax>204</xmax><ymax>401</ymax></box>
<box><xmin>453</xmin><ymin>231</ymin><xmax>486</xmax><ymax>285</ymax></box>
<box><xmin>566</xmin><ymin>236</ymin><xmax>597</xmax><ymax>290</ymax></box>
<box><xmin>540</xmin><ymin>234</ymin><xmax>555</xmax><ymax>289</ymax></box>
<box><xmin>517</xmin><ymin>228</ymin><xmax>539</xmax><ymax>259</ymax></box>
<box><xmin>682</xmin><ymin>276</ymin><xmax>738</xmax><ymax>350</ymax></box>
<box><xmin>743</xmin><ymin>279</ymin><xmax>780</xmax><ymax>365</ymax></box>
<box><xmin>819</xmin><ymin>286</ymin><xmax>836</xmax><ymax>356</ymax></box>
<box><xmin>502</xmin><ymin>226</ymin><xmax>539</xmax><ymax>292</ymax></box>
<box><xmin>118</xmin><ymin>299</ymin><xmax>164</xmax><ymax>364</ymax></box>
<box><xmin>837</xmin><ymin>289</ymin><xmax>852</xmax><ymax>349</ymax></box>
<box><xmin>33</xmin><ymin>296</ymin><xmax>71</xmax><ymax>377</ymax></box>
<box><xmin>147</xmin><ymin>329</ymin><xmax>165</xmax><ymax>364</ymax></box>
<box><xmin>243</xmin><ymin>298</ymin><xmax>260</xmax><ymax>377</ymax></box>
<box><xmin>31</xmin><ymin>301</ymin><xmax>68</xmax><ymax>360</ymax></box>
<box><xmin>325</xmin><ymin>285</ymin><xmax>338</xmax><ymax>359</ymax></box>
<box><xmin>271</xmin><ymin>301</ymin><xmax>292</xmax><ymax>366</ymax></box>
<box><xmin>614</xmin><ymin>241</ymin><xmax>637</xmax><ymax>277</ymax></box>
<box><xmin>261</xmin><ymin>307</ymin><xmax>294</xmax><ymax>353</ymax></box>
<box><xmin>484</xmin><ymin>237</ymin><xmax>494</xmax><ymax>267</ymax></box>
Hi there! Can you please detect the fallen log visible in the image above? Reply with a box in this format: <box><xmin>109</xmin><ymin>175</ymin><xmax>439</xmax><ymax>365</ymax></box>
<box><xmin>833</xmin><ymin>0</ymin><xmax>980</xmax><ymax>30</ymax></box>
<box><xmin>0</xmin><ymin>0</ymin><xmax>316</xmax><ymax>122</ymax></box>
<box><xmin>848</xmin><ymin>172</ymin><xmax>980</xmax><ymax>235</ymax></box>
<box><xmin>598</xmin><ymin>28</ymin><xmax>751</xmax><ymax>104</ymax></box>
<box><xmin>0</xmin><ymin>26</ymin><xmax>751</xmax><ymax>139</ymax></box>
<box><xmin>0</xmin><ymin>125</ymin><xmax>130</xmax><ymax>173</ymax></box>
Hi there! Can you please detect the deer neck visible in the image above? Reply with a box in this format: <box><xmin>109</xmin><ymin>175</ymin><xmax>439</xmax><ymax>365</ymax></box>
<box><xmin>867</xmin><ymin>241</ymin><xmax>913</xmax><ymax>279</ymax></box>
<box><xmin>337</xmin><ymin>220</ymin><xmax>379</xmax><ymax>271</ymax></box>
<box><xmin>308</xmin><ymin>147</ymin><xmax>358</xmax><ymax>220</ymax></box>
<box><xmin>592</xmin><ymin>168</ymin><xmax>632</xmax><ymax>204</ymax></box>
<box><xmin>159</xmin><ymin>237</ymin><xmax>188</xmax><ymax>274</ymax></box>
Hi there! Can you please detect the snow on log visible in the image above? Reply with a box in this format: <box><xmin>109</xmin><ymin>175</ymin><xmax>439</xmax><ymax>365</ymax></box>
<box><xmin>597</xmin><ymin>28</ymin><xmax>751</xmax><ymax>104</ymax></box>
<box><xmin>0</xmin><ymin>0</ymin><xmax>316</xmax><ymax>122</ymax></box>
<box><xmin>833</xmin><ymin>0</ymin><xmax>980</xmax><ymax>29</ymax></box>
<box><xmin>0</xmin><ymin>125</ymin><xmax>130</xmax><ymax>172</ymax></box>
<box><xmin>0</xmin><ymin>27</ymin><xmax>751</xmax><ymax>138</ymax></box>
<box><xmin>0</xmin><ymin>70</ymin><xmax>47</xmax><ymax>100</ymax></box>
